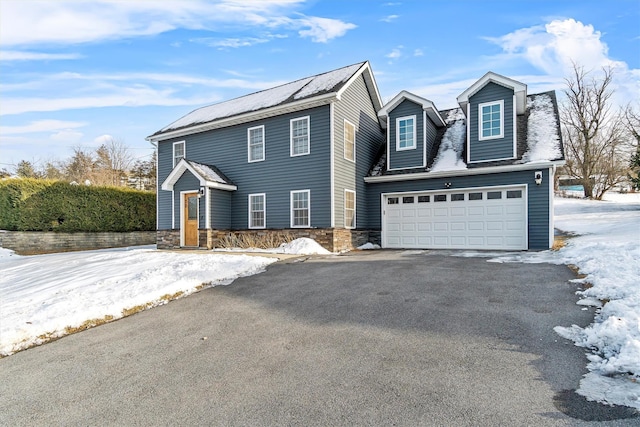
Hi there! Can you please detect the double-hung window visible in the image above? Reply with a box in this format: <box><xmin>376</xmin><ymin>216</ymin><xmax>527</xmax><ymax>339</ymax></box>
<box><xmin>290</xmin><ymin>190</ymin><xmax>310</xmax><ymax>228</ymax></box>
<box><xmin>396</xmin><ymin>115</ymin><xmax>416</xmax><ymax>150</ymax></box>
<box><xmin>248</xmin><ymin>126</ymin><xmax>265</xmax><ymax>162</ymax></box>
<box><xmin>479</xmin><ymin>100</ymin><xmax>504</xmax><ymax>140</ymax></box>
<box><xmin>173</xmin><ymin>141</ymin><xmax>185</xmax><ymax>167</ymax></box>
<box><xmin>248</xmin><ymin>193</ymin><xmax>266</xmax><ymax>229</ymax></box>
<box><xmin>344</xmin><ymin>120</ymin><xmax>355</xmax><ymax>161</ymax></box>
<box><xmin>344</xmin><ymin>190</ymin><xmax>355</xmax><ymax>229</ymax></box>
<box><xmin>290</xmin><ymin>117</ymin><xmax>310</xmax><ymax>156</ymax></box>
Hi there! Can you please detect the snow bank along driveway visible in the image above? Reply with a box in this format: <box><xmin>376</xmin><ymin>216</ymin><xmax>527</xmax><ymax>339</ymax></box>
<box><xmin>0</xmin><ymin>247</ymin><xmax>277</xmax><ymax>356</ymax></box>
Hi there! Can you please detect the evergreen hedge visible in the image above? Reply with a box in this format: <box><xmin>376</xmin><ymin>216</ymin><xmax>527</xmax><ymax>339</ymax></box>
<box><xmin>0</xmin><ymin>179</ymin><xmax>156</xmax><ymax>232</ymax></box>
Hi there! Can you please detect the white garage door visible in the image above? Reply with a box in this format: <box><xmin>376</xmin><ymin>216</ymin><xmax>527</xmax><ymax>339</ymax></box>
<box><xmin>383</xmin><ymin>186</ymin><xmax>527</xmax><ymax>250</ymax></box>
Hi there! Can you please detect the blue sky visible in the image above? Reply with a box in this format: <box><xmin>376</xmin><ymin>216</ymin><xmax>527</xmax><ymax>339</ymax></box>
<box><xmin>1</xmin><ymin>0</ymin><xmax>638</xmax><ymax>171</ymax></box>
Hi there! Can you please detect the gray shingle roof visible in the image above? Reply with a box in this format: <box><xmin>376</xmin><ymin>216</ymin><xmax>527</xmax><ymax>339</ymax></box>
<box><xmin>150</xmin><ymin>62</ymin><xmax>367</xmax><ymax>138</ymax></box>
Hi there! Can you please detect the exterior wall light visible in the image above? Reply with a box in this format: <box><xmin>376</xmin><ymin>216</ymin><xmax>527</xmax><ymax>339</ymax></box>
<box><xmin>534</xmin><ymin>171</ymin><xmax>543</xmax><ymax>185</ymax></box>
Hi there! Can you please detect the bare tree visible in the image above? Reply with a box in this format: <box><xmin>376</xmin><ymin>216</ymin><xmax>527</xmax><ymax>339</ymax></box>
<box><xmin>623</xmin><ymin>105</ymin><xmax>640</xmax><ymax>190</ymax></box>
<box><xmin>15</xmin><ymin>160</ymin><xmax>40</xmax><ymax>178</ymax></box>
<box><xmin>93</xmin><ymin>136</ymin><xmax>133</xmax><ymax>186</ymax></box>
<box><xmin>561</xmin><ymin>64</ymin><xmax>629</xmax><ymax>199</ymax></box>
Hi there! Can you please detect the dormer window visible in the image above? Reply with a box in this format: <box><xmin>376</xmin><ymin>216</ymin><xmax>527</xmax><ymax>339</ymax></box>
<box><xmin>479</xmin><ymin>100</ymin><xmax>504</xmax><ymax>140</ymax></box>
<box><xmin>396</xmin><ymin>115</ymin><xmax>416</xmax><ymax>150</ymax></box>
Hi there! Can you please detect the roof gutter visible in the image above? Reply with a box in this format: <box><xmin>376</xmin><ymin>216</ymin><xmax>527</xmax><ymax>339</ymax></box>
<box><xmin>364</xmin><ymin>160</ymin><xmax>566</xmax><ymax>183</ymax></box>
<box><xmin>147</xmin><ymin>93</ymin><xmax>337</xmax><ymax>143</ymax></box>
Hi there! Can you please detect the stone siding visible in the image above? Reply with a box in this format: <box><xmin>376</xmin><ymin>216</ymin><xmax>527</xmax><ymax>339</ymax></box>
<box><xmin>0</xmin><ymin>231</ymin><xmax>156</xmax><ymax>255</ymax></box>
<box><xmin>157</xmin><ymin>228</ymin><xmax>380</xmax><ymax>252</ymax></box>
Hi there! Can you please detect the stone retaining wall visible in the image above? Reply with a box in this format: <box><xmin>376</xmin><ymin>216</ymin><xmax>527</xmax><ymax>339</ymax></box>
<box><xmin>157</xmin><ymin>228</ymin><xmax>381</xmax><ymax>253</ymax></box>
<box><xmin>0</xmin><ymin>231</ymin><xmax>156</xmax><ymax>255</ymax></box>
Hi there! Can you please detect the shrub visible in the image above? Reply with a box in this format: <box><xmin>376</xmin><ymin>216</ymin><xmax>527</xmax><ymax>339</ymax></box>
<box><xmin>0</xmin><ymin>178</ymin><xmax>155</xmax><ymax>232</ymax></box>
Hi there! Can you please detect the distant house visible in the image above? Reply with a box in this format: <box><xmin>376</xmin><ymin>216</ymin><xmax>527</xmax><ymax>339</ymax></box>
<box><xmin>147</xmin><ymin>62</ymin><xmax>564</xmax><ymax>252</ymax></box>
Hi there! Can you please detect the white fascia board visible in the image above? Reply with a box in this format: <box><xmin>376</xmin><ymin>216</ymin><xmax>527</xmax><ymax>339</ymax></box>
<box><xmin>364</xmin><ymin>160</ymin><xmax>565</xmax><ymax>183</ymax></box>
<box><xmin>336</xmin><ymin>61</ymin><xmax>384</xmax><ymax>112</ymax></box>
<box><xmin>148</xmin><ymin>94</ymin><xmax>336</xmax><ymax>142</ymax></box>
<box><xmin>162</xmin><ymin>159</ymin><xmax>237</xmax><ymax>191</ymax></box>
<box><xmin>457</xmin><ymin>71</ymin><xmax>527</xmax><ymax>114</ymax></box>
<box><xmin>378</xmin><ymin>90</ymin><xmax>445</xmax><ymax>127</ymax></box>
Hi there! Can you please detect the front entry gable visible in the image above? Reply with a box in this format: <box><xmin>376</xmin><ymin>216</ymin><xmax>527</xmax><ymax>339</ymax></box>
<box><xmin>161</xmin><ymin>158</ymin><xmax>237</xmax><ymax>192</ymax></box>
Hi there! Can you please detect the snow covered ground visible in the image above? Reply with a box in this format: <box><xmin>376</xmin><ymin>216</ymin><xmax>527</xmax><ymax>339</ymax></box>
<box><xmin>0</xmin><ymin>197</ymin><xmax>638</xmax><ymax>409</ymax></box>
<box><xmin>0</xmin><ymin>238</ymin><xmax>328</xmax><ymax>357</ymax></box>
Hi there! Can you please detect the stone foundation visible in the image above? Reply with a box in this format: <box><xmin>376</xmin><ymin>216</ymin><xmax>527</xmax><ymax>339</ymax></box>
<box><xmin>0</xmin><ymin>231</ymin><xmax>156</xmax><ymax>255</ymax></box>
<box><xmin>157</xmin><ymin>228</ymin><xmax>381</xmax><ymax>253</ymax></box>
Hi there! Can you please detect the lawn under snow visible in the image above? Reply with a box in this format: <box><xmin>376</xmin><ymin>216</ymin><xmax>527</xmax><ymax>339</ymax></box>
<box><xmin>470</xmin><ymin>192</ymin><xmax>640</xmax><ymax>409</ymax></box>
<box><xmin>0</xmin><ymin>238</ymin><xmax>328</xmax><ymax>357</ymax></box>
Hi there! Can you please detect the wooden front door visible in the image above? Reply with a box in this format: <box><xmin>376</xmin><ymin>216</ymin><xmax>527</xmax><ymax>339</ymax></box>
<box><xmin>183</xmin><ymin>193</ymin><xmax>199</xmax><ymax>247</ymax></box>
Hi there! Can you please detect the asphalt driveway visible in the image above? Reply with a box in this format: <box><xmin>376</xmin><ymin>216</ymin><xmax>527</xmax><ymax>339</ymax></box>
<box><xmin>1</xmin><ymin>250</ymin><xmax>638</xmax><ymax>426</ymax></box>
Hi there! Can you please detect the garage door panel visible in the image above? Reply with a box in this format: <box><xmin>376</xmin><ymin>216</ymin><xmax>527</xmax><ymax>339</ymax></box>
<box><xmin>433</xmin><ymin>222</ymin><xmax>448</xmax><ymax>231</ymax></box>
<box><xmin>383</xmin><ymin>186</ymin><xmax>526</xmax><ymax>250</ymax></box>
<box><xmin>450</xmin><ymin>222</ymin><xmax>466</xmax><ymax>231</ymax></box>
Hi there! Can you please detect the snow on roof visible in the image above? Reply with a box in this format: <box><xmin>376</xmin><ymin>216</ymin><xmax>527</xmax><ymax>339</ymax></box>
<box><xmin>430</xmin><ymin>109</ymin><xmax>467</xmax><ymax>172</ymax></box>
<box><xmin>187</xmin><ymin>160</ymin><xmax>231</xmax><ymax>185</ymax></box>
<box><xmin>522</xmin><ymin>93</ymin><xmax>562</xmax><ymax>163</ymax></box>
<box><xmin>156</xmin><ymin>62</ymin><xmax>365</xmax><ymax>135</ymax></box>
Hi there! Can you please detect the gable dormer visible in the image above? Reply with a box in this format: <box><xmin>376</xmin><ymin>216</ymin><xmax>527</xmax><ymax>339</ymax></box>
<box><xmin>457</xmin><ymin>72</ymin><xmax>526</xmax><ymax>164</ymax></box>
<box><xmin>378</xmin><ymin>91</ymin><xmax>445</xmax><ymax>171</ymax></box>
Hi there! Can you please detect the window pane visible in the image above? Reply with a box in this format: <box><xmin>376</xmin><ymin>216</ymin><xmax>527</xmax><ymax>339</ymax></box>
<box><xmin>403</xmin><ymin>196</ymin><xmax>414</xmax><ymax>204</ymax></box>
<box><xmin>188</xmin><ymin>196</ymin><xmax>197</xmax><ymax>220</ymax></box>
<box><xmin>174</xmin><ymin>142</ymin><xmax>185</xmax><ymax>166</ymax></box>
<box><xmin>387</xmin><ymin>197</ymin><xmax>399</xmax><ymax>205</ymax></box>
<box><xmin>469</xmin><ymin>192</ymin><xmax>483</xmax><ymax>201</ymax></box>
<box><xmin>487</xmin><ymin>191</ymin><xmax>502</xmax><ymax>199</ymax></box>
<box><xmin>345</xmin><ymin>191</ymin><xmax>355</xmax><ymax>228</ymax></box>
<box><xmin>418</xmin><ymin>195</ymin><xmax>430</xmax><ymax>203</ymax></box>
<box><xmin>292</xmin><ymin>191</ymin><xmax>309</xmax><ymax>227</ymax></box>
<box><xmin>435</xmin><ymin>194</ymin><xmax>447</xmax><ymax>202</ymax></box>
<box><xmin>507</xmin><ymin>190</ymin><xmax>522</xmax><ymax>199</ymax></box>
<box><xmin>292</xmin><ymin>118</ymin><xmax>309</xmax><ymax>155</ymax></box>
<box><xmin>451</xmin><ymin>193</ymin><xmax>464</xmax><ymax>201</ymax></box>
<box><xmin>344</xmin><ymin>122</ymin><xmax>355</xmax><ymax>161</ymax></box>
<box><xmin>398</xmin><ymin>118</ymin><xmax>414</xmax><ymax>149</ymax></box>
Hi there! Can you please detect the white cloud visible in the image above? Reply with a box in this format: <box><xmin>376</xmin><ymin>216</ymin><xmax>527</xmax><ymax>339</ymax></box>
<box><xmin>386</xmin><ymin>47</ymin><xmax>402</xmax><ymax>60</ymax></box>
<box><xmin>380</xmin><ymin>15</ymin><xmax>399</xmax><ymax>23</ymax></box>
<box><xmin>0</xmin><ymin>0</ymin><xmax>355</xmax><ymax>47</ymax></box>
<box><xmin>413</xmin><ymin>49</ymin><xmax>424</xmax><ymax>57</ymax></box>
<box><xmin>297</xmin><ymin>16</ymin><xmax>357</xmax><ymax>43</ymax></box>
<box><xmin>484</xmin><ymin>18</ymin><xmax>640</xmax><ymax>106</ymax></box>
<box><xmin>0</xmin><ymin>119</ymin><xmax>87</xmax><ymax>134</ymax></box>
<box><xmin>0</xmin><ymin>51</ymin><xmax>82</xmax><ymax>61</ymax></box>
<box><xmin>50</xmin><ymin>129</ymin><xmax>84</xmax><ymax>143</ymax></box>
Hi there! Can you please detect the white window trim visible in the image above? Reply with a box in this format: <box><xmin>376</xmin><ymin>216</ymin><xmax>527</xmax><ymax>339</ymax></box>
<box><xmin>173</xmin><ymin>141</ymin><xmax>185</xmax><ymax>167</ymax></box>
<box><xmin>247</xmin><ymin>125</ymin><xmax>265</xmax><ymax>163</ymax></box>
<box><xmin>343</xmin><ymin>119</ymin><xmax>356</xmax><ymax>162</ymax></box>
<box><xmin>290</xmin><ymin>189</ymin><xmax>310</xmax><ymax>228</ymax></box>
<box><xmin>290</xmin><ymin>116</ymin><xmax>310</xmax><ymax>157</ymax></box>
<box><xmin>478</xmin><ymin>100</ymin><xmax>504</xmax><ymax>141</ymax></box>
<box><xmin>344</xmin><ymin>189</ymin><xmax>356</xmax><ymax>229</ymax></box>
<box><xmin>248</xmin><ymin>193</ymin><xmax>266</xmax><ymax>229</ymax></box>
<box><xmin>396</xmin><ymin>115</ymin><xmax>416</xmax><ymax>151</ymax></box>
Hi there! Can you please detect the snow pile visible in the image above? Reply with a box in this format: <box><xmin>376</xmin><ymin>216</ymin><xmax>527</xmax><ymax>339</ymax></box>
<box><xmin>522</xmin><ymin>94</ymin><xmax>562</xmax><ymax>163</ymax></box>
<box><xmin>358</xmin><ymin>242</ymin><xmax>381</xmax><ymax>250</ymax></box>
<box><xmin>277</xmin><ymin>238</ymin><xmax>331</xmax><ymax>255</ymax></box>
<box><xmin>0</xmin><ymin>247</ymin><xmax>17</xmax><ymax>259</ymax></box>
<box><xmin>551</xmin><ymin>195</ymin><xmax>640</xmax><ymax>408</ymax></box>
<box><xmin>0</xmin><ymin>247</ymin><xmax>276</xmax><ymax>356</ymax></box>
<box><xmin>430</xmin><ymin>109</ymin><xmax>466</xmax><ymax>172</ymax></box>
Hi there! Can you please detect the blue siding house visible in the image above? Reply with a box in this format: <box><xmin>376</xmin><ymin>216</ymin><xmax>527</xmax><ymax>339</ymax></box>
<box><xmin>148</xmin><ymin>64</ymin><xmax>564</xmax><ymax>251</ymax></box>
